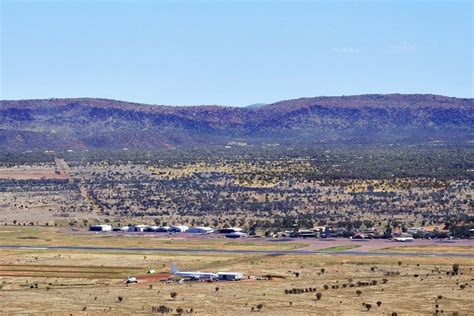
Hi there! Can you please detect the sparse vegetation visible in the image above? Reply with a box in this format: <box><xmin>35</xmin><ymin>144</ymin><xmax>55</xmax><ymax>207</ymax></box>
<box><xmin>0</xmin><ymin>147</ymin><xmax>472</xmax><ymax>235</ymax></box>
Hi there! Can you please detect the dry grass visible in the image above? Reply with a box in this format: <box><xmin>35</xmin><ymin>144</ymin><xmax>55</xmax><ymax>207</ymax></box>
<box><xmin>0</xmin><ymin>160</ymin><xmax>68</xmax><ymax>180</ymax></box>
<box><xmin>318</xmin><ymin>245</ymin><xmax>361</xmax><ymax>252</ymax></box>
<box><xmin>0</xmin><ymin>231</ymin><xmax>473</xmax><ymax>315</ymax></box>
<box><xmin>0</xmin><ymin>226</ymin><xmax>307</xmax><ymax>251</ymax></box>
<box><xmin>378</xmin><ymin>245</ymin><xmax>474</xmax><ymax>254</ymax></box>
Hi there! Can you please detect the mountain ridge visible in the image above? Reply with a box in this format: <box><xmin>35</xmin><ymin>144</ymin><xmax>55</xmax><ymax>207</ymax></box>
<box><xmin>1</xmin><ymin>94</ymin><xmax>472</xmax><ymax>151</ymax></box>
<box><xmin>2</xmin><ymin>93</ymin><xmax>471</xmax><ymax>110</ymax></box>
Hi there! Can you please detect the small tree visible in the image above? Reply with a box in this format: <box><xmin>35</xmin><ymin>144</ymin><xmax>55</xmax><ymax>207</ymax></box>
<box><xmin>170</xmin><ymin>292</ymin><xmax>177</xmax><ymax>300</ymax></box>
<box><xmin>316</xmin><ymin>292</ymin><xmax>322</xmax><ymax>300</ymax></box>
<box><xmin>356</xmin><ymin>290</ymin><xmax>362</xmax><ymax>296</ymax></box>
<box><xmin>365</xmin><ymin>303</ymin><xmax>372</xmax><ymax>311</ymax></box>
<box><xmin>154</xmin><ymin>305</ymin><xmax>171</xmax><ymax>314</ymax></box>
<box><xmin>376</xmin><ymin>301</ymin><xmax>382</xmax><ymax>307</ymax></box>
<box><xmin>215</xmin><ymin>287</ymin><xmax>219</xmax><ymax>292</ymax></box>
<box><xmin>118</xmin><ymin>296</ymin><xmax>123</xmax><ymax>302</ymax></box>
<box><xmin>452</xmin><ymin>263</ymin><xmax>460</xmax><ymax>275</ymax></box>
<box><xmin>256</xmin><ymin>304</ymin><xmax>263</xmax><ymax>312</ymax></box>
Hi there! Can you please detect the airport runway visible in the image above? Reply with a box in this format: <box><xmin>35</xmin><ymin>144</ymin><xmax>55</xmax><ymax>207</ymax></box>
<box><xmin>0</xmin><ymin>244</ymin><xmax>473</xmax><ymax>258</ymax></box>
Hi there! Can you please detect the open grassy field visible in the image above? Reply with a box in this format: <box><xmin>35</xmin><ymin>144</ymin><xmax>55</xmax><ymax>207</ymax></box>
<box><xmin>0</xmin><ymin>226</ymin><xmax>307</xmax><ymax>251</ymax></box>
<box><xmin>1</xmin><ymin>249</ymin><xmax>472</xmax><ymax>315</ymax></box>
<box><xmin>318</xmin><ymin>245</ymin><xmax>361</xmax><ymax>252</ymax></box>
<box><xmin>377</xmin><ymin>245</ymin><xmax>474</xmax><ymax>254</ymax></box>
<box><xmin>0</xmin><ymin>167</ymin><xmax>66</xmax><ymax>180</ymax></box>
<box><xmin>0</xmin><ymin>228</ymin><xmax>473</xmax><ymax>315</ymax></box>
<box><xmin>0</xmin><ymin>159</ymin><xmax>69</xmax><ymax>180</ymax></box>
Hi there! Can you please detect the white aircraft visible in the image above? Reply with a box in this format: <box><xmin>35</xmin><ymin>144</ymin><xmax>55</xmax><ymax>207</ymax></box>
<box><xmin>393</xmin><ymin>236</ymin><xmax>414</xmax><ymax>242</ymax></box>
<box><xmin>169</xmin><ymin>262</ymin><xmax>218</xmax><ymax>280</ymax></box>
<box><xmin>125</xmin><ymin>276</ymin><xmax>137</xmax><ymax>283</ymax></box>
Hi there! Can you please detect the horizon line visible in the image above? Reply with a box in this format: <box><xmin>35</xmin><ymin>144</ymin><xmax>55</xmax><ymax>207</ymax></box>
<box><xmin>1</xmin><ymin>92</ymin><xmax>472</xmax><ymax>108</ymax></box>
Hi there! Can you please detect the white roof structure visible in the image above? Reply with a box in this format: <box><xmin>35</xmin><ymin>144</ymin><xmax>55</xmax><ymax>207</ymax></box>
<box><xmin>229</xmin><ymin>227</ymin><xmax>243</xmax><ymax>232</ymax></box>
<box><xmin>171</xmin><ymin>225</ymin><xmax>189</xmax><ymax>232</ymax></box>
<box><xmin>130</xmin><ymin>225</ymin><xmax>149</xmax><ymax>232</ymax></box>
<box><xmin>187</xmin><ymin>227</ymin><xmax>214</xmax><ymax>233</ymax></box>
<box><xmin>90</xmin><ymin>224</ymin><xmax>112</xmax><ymax>231</ymax></box>
<box><xmin>217</xmin><ymin>227</ymin><xmax>243</xmax><ymax>233</ymax></box>
<box><xmin>225</xmin><ymin>232</ymin><xmax>247</xmax><ymax>238</ymax></box>
<box><xmin>216</xmin><ymin>272</ymin><xmax>244</xmax><ymax>280</ymax></box>
<box><xmin>217</xmin><ymin>272</ymin><xmax>243</xmax><ymax>276</ymax></box>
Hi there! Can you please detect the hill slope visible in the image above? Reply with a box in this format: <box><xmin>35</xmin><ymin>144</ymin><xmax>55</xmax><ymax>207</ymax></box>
<box><xmin>0</xmin><ymin>94</ymin><xmax>472</xmax><ymax>151</ymax></box>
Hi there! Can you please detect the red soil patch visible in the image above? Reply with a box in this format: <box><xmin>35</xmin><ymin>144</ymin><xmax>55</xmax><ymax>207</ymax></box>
<box><xmin>135</xmin><ymin>272</ymin><xmax>172</xmax><ymax>283</ymax></box>
<box><xmin>0</xmin><ymin>168</ymin><xmax>68</xmax><ymax>180</ymax></box>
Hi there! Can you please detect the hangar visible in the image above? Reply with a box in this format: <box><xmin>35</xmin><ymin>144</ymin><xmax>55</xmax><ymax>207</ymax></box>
<box><xmin>89</xmin><ymin>224</ymin><xmax>112</xmax><ymax>232</ymax></box>
<box><xmin>217</xmin><ymin>272</ymin><xmax>244</xmax><ymax>281</ymax></box>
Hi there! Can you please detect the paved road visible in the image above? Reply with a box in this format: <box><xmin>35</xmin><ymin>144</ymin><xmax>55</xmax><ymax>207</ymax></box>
<box><xmin>0</xmin><ymin>244</ymin><xmax>473</xmax><ymax>258</ymax></box>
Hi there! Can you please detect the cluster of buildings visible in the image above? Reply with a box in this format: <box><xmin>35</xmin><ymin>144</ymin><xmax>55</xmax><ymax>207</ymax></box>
<box><xmin>270</xmin><ymin>225</ymin><xmax>463</xmax><ymax>240</ymax></box>
<box><xmin>89</xmin><ymin>224</ymin><xmax>248</xmax><ymax>238</ymax></box>
<box><xmin>90</xmin><ymin>223</ymin><xmax>467</xmax><ymax>240</ymax></box>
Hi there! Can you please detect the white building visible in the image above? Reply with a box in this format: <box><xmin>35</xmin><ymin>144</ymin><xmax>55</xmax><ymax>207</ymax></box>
<box><xmin>170</xmin><ymin>225</ymin><xmax>189</xmax><ymax>233</ymax></box>
<box><xmin>217</xmin><ymin>272</ymin><xmax>244</xmax><ymax>281</ymax></box>
<box><xmin>112</xmin><ymin>226</ymin><xmax>129</xmax><ymax>232</ymax></box>
<box><xmin>145</xmin><ymin>226</ymin><xmax>160</xmax><ymax>232</ymax></box>
<box><xmin>217</xmin><ymin>227</ymin><xmax>243</xmax><ymax>234</ymax></box>
<box><xmin>275</xmin><ymin>231</ymin><xmax>292</xmax><ymax>238</ymax></box>
<box><xmin>130</xmin><ymin>225</ymin><xmax>149</xmax><ymax>232</ymax></box>
<box><xmin>187</xmin><ymin>227</ymin><xmax>214</xmax><ymax>234</ymax></box>
<box><xmin>89</xmin><ymin>224</ymin><xmax>112</xmax><ymax>232</ymax></box>
<box><xmin>157</xmin><ymin>226</ymin><xmax>172</xmax><ymax>232</ymax></box>
<box><xmin>225</xmin><ymin>232</ymin><xmax>247</xmax><ymax>239</ymax></box>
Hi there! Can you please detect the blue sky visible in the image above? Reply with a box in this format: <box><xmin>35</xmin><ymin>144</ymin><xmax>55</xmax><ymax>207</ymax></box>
<box><xmin>1</xmin><ymin>0</ymin><xmax>472</xmax><ymax>106</ymax></box>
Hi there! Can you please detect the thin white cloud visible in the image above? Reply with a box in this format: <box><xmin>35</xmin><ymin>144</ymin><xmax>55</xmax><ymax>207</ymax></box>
<box><xmin>332</xmin><ymin>47</ymin><xmax>361</xmax><ymax>54</ymax></box>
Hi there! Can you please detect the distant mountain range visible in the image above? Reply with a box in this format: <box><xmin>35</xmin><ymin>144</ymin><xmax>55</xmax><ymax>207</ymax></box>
<box><xmin>0</xmin><ymin>94</ymin><xmax>472</xmax><ymax>151</ymax></box>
